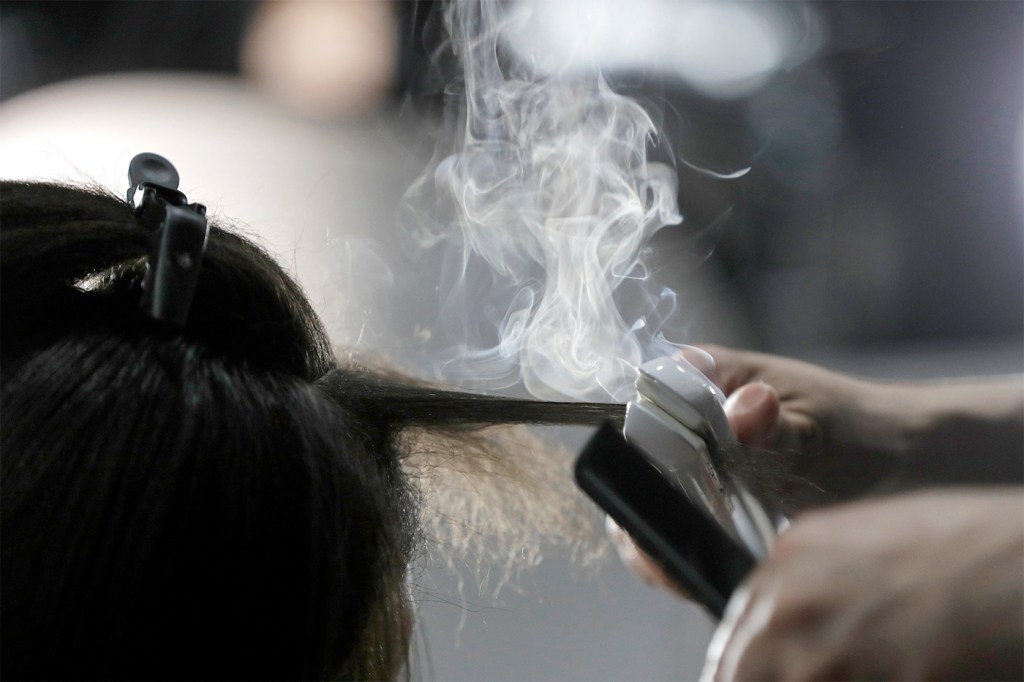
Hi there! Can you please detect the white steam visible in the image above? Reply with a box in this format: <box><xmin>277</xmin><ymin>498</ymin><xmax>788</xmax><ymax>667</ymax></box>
<box><xmin>401</xmin><ymin>0</ymin><xmax>685</xmax><ymax>402</ymax></box>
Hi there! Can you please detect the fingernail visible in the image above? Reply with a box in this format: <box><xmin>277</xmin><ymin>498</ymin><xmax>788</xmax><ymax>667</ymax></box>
<box><xmin>678</xmin><ymin>345</ymin><xmax>717</xmax><ymax>379</ymax></box>
<box><xmin>724</xmin><ymin>383</ymin><xmax>770</xmax><ymax>416</ymax></box>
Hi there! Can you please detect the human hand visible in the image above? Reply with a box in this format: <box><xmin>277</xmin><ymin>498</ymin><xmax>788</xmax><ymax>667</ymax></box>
<box><xmin>608</xmin><ymin>344</ymin><xmax>872</xmax><ymax>595</ymax></box>
<box><xmin>703</xmin><ymin>487</ymin><xmax>1024</xmax><ymax>681</ymax></box>
<box><xmin>689</xmin><ymin>345</ymin><xmax>908</xmax><ymax>504</ymax></box>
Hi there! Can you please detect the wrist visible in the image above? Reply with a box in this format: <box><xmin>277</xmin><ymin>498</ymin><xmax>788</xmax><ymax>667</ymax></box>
<box><xmin>877</xmin><ymin>380</ymin><xmax>1024</xmax><ymax>484</ymax></box>
<box><xmin>837</xmin><ymin>378</ymin><xmax>919</xmax><ymax>464</ymax></box>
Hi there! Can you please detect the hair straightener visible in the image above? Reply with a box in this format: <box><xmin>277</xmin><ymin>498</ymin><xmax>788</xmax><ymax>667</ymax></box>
<box><xmin>575</xmin><ymin>355</ymin><xmax>778</xmax><ymax>618</ymax></box>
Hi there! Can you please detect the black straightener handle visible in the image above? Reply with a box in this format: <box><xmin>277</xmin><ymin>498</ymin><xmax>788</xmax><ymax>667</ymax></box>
<box><xmin>575</xmin><ymin>422</ymin><xmax>756</xmax><ymax>618</ymax></box>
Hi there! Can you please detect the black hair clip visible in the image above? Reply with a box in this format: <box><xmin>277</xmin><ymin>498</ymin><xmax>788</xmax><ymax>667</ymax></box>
<box><xmin>127</xmin><ymin>152</ymin><xmax>209</xmax><ymax>327</ymax></box>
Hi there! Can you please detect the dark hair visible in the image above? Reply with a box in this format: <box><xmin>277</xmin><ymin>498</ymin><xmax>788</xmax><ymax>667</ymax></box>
<box><xmin>0</xmin><ymin>180</ymin><xmax>623</xmax><ymax>680</ymax></box>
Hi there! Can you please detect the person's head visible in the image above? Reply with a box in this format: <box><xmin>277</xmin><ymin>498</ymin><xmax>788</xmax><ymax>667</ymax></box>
<box><xmin>0</xmin><ymin>179</ymin><xmax>622</xmax><ymax>679</ymax></box>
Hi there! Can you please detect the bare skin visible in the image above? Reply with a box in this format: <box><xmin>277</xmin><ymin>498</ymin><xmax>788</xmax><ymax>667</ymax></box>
<box><xmin>694</xmin><ymin>344</ymin><xmax>1024</xmax><ymax>500</ymax></box>
<box><xmin>705</xmin><ymin>488</ymin><xmax>1024</xmax><ymax>681</ymax></box>
<box><xmin>613</xmin><ymin>346</ymin><xmax>1024</xmax><ymax>680</ymax></box>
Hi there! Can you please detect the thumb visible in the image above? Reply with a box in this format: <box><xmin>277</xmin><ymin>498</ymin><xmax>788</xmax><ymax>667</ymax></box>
<box><xmin>724</xmin><ymin>382</ymin><xmax>781</xmax><ymax>447</ymax></box>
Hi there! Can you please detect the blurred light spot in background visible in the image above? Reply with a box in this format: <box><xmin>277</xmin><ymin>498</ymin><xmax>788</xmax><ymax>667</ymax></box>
<box><xmin>241</xmin><ymin>0</ymin><xmax>398</xmax><ymax>119</ymax></box>
<box><xmin>506</xmin><ymin>0</ymin><xmax>822</xmax><ymax>99</ymax></box>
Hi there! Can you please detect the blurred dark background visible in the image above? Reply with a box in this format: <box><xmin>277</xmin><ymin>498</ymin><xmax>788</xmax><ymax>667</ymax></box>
<box><xmin>3</xmin><ymin>0</ymin><xmax>1021</xmax><ymax>355</ymax></box>
<box><xmin>659</xmin><ymin>1</ymin><xmax>1023</xmax><ymax>352</ymax></box>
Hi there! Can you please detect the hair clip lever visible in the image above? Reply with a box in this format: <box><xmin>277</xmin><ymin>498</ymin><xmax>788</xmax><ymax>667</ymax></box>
<box><xmin>127</xmin><ymin>152</ymin><xmax>209</xmax><ymax>327</ymax></box>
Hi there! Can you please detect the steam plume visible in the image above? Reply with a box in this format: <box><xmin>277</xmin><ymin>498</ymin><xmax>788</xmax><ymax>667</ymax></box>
<box><xmin>401</xmin><ymin>0</ymin><xmax>684</xmax><ymax>402</ymax></box>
